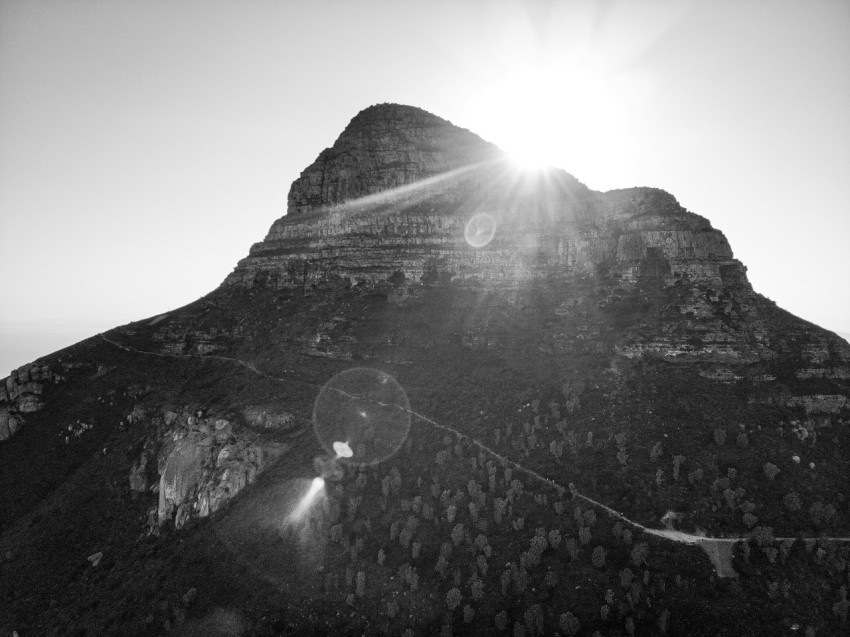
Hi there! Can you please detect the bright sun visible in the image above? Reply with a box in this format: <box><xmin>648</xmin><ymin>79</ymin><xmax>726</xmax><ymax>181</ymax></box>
<box><xmin>468</xmin><ymin>62</ymin><xmax>641</xmax><ymax>186</ymax></box>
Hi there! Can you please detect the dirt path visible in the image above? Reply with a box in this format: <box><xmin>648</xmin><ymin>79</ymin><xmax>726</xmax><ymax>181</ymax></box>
<box><xmin>99</xmin><ymin>333</ymin><xmax>850</xmax><ymax>578</ymax></box>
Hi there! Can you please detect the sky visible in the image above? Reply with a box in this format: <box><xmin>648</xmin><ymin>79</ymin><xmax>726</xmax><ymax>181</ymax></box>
<box><xmin>1</xmin><ymin>0</ymin><xmax>848</xmax><ymax>374</ymax></box>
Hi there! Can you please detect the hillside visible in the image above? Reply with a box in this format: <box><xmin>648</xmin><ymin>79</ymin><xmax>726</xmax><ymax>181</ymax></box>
<box><xmin>1</xmin><ymin>104</ymin><xmax>848</xmax><ymax>636</ymax></box>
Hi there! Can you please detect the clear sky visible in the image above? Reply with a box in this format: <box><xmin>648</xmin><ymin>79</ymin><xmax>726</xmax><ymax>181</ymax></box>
<box><xmin>1</xmin><ymin>0</ymin><xmax>848</xmax><ymax>374</ymax></box>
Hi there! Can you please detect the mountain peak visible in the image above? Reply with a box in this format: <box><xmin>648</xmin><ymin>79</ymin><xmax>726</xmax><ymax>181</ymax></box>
<box><xmin>286</xmin><ymin>103</ymin><xmax>502</xmax><ymax>215</ymax></box>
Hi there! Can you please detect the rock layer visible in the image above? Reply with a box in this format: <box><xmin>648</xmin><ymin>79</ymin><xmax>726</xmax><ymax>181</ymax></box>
<box><xmin>226</xmin><ymin>104</ymin><xmax>743</xmax><ymax>294</ymax></box>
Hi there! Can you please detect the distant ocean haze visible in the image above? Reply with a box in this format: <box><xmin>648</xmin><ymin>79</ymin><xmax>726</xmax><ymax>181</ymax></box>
<box><xmin>0</xmin><ymin>323</ymin><xmax>106</xmax><ymax>376</ymax></box>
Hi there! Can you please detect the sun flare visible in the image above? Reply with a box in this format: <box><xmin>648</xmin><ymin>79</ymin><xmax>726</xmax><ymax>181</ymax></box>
<box><xmin>467</xmin><ymin>60</ymin><xmax>642</xmax><ymax>188</ymax></box>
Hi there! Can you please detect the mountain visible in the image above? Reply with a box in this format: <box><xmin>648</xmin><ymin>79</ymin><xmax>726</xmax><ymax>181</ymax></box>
<box><xmin>1</xmin><ymin>103</ymin><xmax>848</xmax><ymax>636</ymax></box>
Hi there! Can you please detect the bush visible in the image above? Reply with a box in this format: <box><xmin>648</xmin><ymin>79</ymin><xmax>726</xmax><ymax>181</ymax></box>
<box><xmin>559</xmin><ymin>612</ymin><xmax>580</xmax><ymax>636</ymax></box>
<box><xmin>672</xmin><ymin>455</ymin><xmax>686</xmax><ymax>481</ymax></box>
<box><xmin>591</xmin><ymin>546</ymin><xmax>606</xmax><ymax>568</ymax></box>
<box><xmin>783</xmin><ymin>491</ymin><xmax>802</xmax><ymax>512</ymax></box>
<box><xmin>631</xmin><ymin>542</ymin><xmax>649</xmax><ymax>567</ymax></box>
<box><xmin>713</xmin><ymin>428</ymin><xmax>727</xmax><ymax>446</ymax></box>
<box><xmin>736</xmin><ymin>432</ymin><xmax>749</xmax><ymax>448</ymax></box>
<box><xmin>650</xmin><ymin>442</ymin><xmax>663</xmax><ymax>462</ymax></box>
<box><xmin>687</xmin><ymin>467</ymin><xmax>704</xmax><ymax>485</ymax></box>
<box><xmin>446</xmin><ymin>587</ymin><xmax>462</xmax><ymax>611</ymax></box>
<box><xmin>495</xmin><ymin>610</ymin><xmax>508</xmax><ymax>631</ymax></box>
<box><xmin>463</xmin><ymin>605</ymin><xmax>475</xmax><ymax>624</ymax></box>
<box><xmin>810</xmin><ymin>501</ymin><xmax>837</xmax><ymax>527</ymax></box>
<box><xmin>763</xmin><ymin>462</ymin><xmax>780</xmax><ymax>480</ymax></box>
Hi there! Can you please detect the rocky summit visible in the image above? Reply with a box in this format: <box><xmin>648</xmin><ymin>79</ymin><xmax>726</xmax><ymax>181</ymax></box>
<box><xmin>1</xmin><ymin>103</ymin><xmax>849</xmax><ymax>636</ymax></box>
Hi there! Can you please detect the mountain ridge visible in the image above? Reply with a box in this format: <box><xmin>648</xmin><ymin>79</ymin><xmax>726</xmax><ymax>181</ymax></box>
<box><xmin>1</xmin><ymin>103</ymin><xmax>848</xmax><ymax>636</ymax></box>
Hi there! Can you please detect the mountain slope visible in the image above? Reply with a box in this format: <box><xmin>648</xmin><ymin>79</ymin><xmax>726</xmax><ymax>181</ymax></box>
<box><xmin>1</xmin><ymin>104</ymin><xmax>848</xmax><ymax>636</ymax></box>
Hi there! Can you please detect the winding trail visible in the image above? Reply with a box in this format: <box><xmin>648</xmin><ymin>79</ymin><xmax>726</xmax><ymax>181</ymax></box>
<box><xmin>99</xmin><ymin>333</ymin><xmax>850</xmax><ymax>577</ymax></box>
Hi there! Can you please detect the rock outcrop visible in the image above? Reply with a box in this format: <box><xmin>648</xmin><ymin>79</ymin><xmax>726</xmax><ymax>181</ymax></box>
<box><xmin>225</xmin><ymin>104</ymin><xmax>745</xmax><ymax>298</ymax></box>
<box><xmin>129</xmin><ymin>410</ymin><xmax>289</xmax><ymax>529</ymax></box>
<box><xmin>0</xmin><ymin>363</ymin><xmax>62</xmax><ymax>441</ymax></box>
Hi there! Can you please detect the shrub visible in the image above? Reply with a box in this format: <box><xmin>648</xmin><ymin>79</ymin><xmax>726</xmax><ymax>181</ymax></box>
<box><xmin>783</xmin><ymin>491</ymin><xmax>802</xmax><ymax>512</ymax></box>
<box><xmin>446</xmin><ymin>587</ymin><xmax>462</xmax><ymax>611</ymax></box>
<box><xmin>355</xmin><ymin>571</ymin><xmax>366</xmax><ymax>597</ymax></box>
<box><xmin>713</xmin><ymin>428</ymin><xmax>726</xmax><ymax>446</ymax></box>
<box><xmin>386</xmin><ymin>600</ymin><xmax>399</xmax><ymax>618</ymax></box>
<box><xmin>810</xmin><ymin>501</ymin><xmax>837</xmax><ymax>527</ymax></box>
<box><xmin>631</xmin><ymin>542</ymin><xmax>649</xmax><ymax>567</ymax></box>
<box><xmin>463</xmin><ymin>604</ymin><xmax>475</xmax><ymax>624</ymax></box>
<box><xmin>742</xmin><ymin>512</ymin><xmax>758</xmax><ymax>528</ymax></box>
<box><xmin>736</xmin><ymin>432</ymin><xmax>749</xmax><ymax>448</ymax></box>
<box><xmin>763</xmin><ymin>462</ymin><xmax>780</xmax><ymax>480</ymax></box>
<box><xmin>548</xmin><ymin>528</ymin><xmax>562</xmax><ymax>549</ymax></box>
<box><xmin>650</xmin><ymin>442</ymin><xmax>663</xmax><ymax>462</ymax></box>
<box><xmin>470</xmin><ymin>576</ymin><xmax>485</xmax><ymax>600</ymax></box>
<box><xmin>833</xmin><ymin>585</ymin><xmax>848</xmax><ymax>622</ymax></box>
<box><xmin>524</xmin><ymin>604</ymin><xmax>544</xmax><ymax>635</ymax></box>
<box><xmin>750</xmin><ymin>526</ymin><xmax>774</xmax><ymax>547</ymax></box>
<box><xmin>377</xmin><ymin>548</ymin><xmax>385</xmax><ymax>565</ymax></box>
<box><xmin>579</xmin><ymin>526</ymin><xmax>592</xmax><ymax>545</ymax></box>
<box><xmin>495</xmin><ymin>610</ymin><xmax>508</xmax><ymax>631</ymax></box>
<box><xmin>436</xmin><ymin>556</ymin><xmax>448</xmax><ymax>578</ymax></box>
<box><xmin>672</xmin><ymin>455</ymin><xmax>686</xmax><ymax>481</ymax></box>
<box><xmin>559</xmin><ymin>611</ymin><xmax>580</xmax><ymax>636</ymax></box>
<box><xmin>592</xmin><ymin>546</ymin><xmax>606</xmax><ymax>568</ymax></box>
<box><xmin>687</xmin><ymin>467</ymin><xmax>704</xmax><ymax>485</ymax></box>
<box><xmin>451</xmin><ymin>523</ymin><xmax>465</xmax><ymax>546</ymax></box>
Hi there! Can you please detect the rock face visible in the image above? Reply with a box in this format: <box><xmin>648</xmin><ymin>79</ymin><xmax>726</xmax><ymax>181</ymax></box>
<box><xmin>287</xmin><ymin>103</ymin><xmax>504</xmax><ymax>215</ymax></box>
<box><xmin>225</xmin><ymin>104</ymin><xmax>744</xmax><ymax>299</ymax></box>
<box><xmin>0</xmin><ymin>364</ymin><xmax>61</xmax><ymax>441</ymax></box>
<box><xmin>148</xmin><ymin>411</ymin><xmax>288</xmax><ymax>529</ymax></box>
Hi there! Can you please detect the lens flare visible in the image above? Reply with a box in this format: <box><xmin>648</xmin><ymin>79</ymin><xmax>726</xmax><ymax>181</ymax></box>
<box><xmin>307</xmin><ymin>476</ymin><xmax>325</xmax><ymax>498</ymax></box>
<box><xmin>313</xmin><ymin>367</ymin><xmax>411</xmax><ymax>466</ymax></box>
<box><xmin>333</xmin><ymin>441</ymin><xmax>353</xmax><ymax>458</ymax></box>
<box><xmin>289</xmin><ymin>476</ymin><xmax>326</xmax><ymax>522</ymax></box>
<box><xmin>464</xmin><ymin>212</ymin><xmax>496</xmax><ymax>248</ymax></box>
